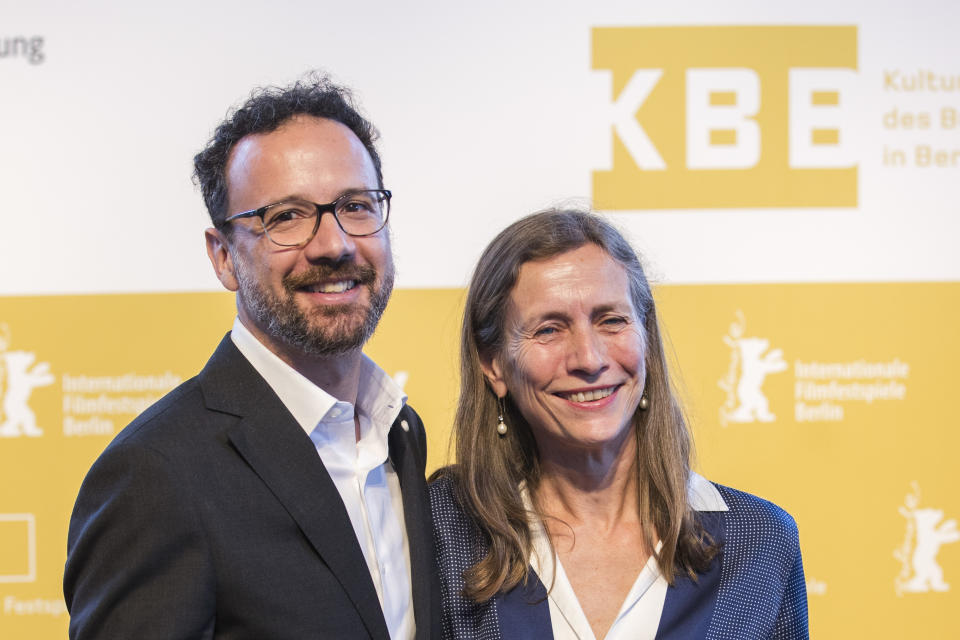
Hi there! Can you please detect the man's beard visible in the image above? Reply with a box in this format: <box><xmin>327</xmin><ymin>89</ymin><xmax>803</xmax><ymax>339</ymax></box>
<box><xmin>233</xmin><ymin>254</ymin><xmax>394</xmax><ymax>358</ymax></box>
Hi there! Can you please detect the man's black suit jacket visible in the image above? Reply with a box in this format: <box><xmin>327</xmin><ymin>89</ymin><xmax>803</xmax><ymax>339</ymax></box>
<box><xmin>64</xmin><ymin>334</ymin><xmax>440</xmax><ymax>639</ymax></box>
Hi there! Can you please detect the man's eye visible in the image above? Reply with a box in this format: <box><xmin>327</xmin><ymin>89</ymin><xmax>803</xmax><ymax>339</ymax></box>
<box><xmin>533</xmin><ymin>326</ymin><xmax>558</xmax><ymax>338</ymax></box>
<box><xmin>266</xmin><ymin>207</ymin><xmax>311</xmax><ymax>225</ymax></box>
<box><xmin>602</xmin><ymin>316</ymin><xmax>627</xmax><ymax>327</ymax></box>
<box><xmin>340</xmin><ymin>199</ymin><xmax>376</xmax><ymax>214</ymax></box>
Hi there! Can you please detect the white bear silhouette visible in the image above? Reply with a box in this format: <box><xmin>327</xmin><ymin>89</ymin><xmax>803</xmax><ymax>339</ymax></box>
<box><xmin>728</xmin><ymin>337</ymin><xmax>787</xmax><ymax>423</ymax></box>
<box><xmin>900</xmin><ymin>507</ymin><xmax>960</xmax><ymax>593</ymax></box>
<box><xmin>0</xmin><ymin>350</ymin><xmax>54</xmax><ymax>437</ymax></box>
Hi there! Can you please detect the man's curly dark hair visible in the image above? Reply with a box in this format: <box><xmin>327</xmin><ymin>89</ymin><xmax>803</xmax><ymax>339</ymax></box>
<box><xmin>193</xmin><ymin>72</ymin><xmax>383</xmax><ymax>228</ymax></box>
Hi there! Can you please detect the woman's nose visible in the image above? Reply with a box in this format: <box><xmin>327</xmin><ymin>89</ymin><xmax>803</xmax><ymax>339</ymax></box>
<box><xmin>566</xmin><ymin>328</ymin><xmax>608</xmax><ymax>377</ymax></box>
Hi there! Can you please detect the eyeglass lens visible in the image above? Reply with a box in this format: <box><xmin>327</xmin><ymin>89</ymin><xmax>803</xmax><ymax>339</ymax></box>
<box><xmin>261</xmin><ymin>191</ymin><xmax>388</xmax><ymax>245</ymax></box>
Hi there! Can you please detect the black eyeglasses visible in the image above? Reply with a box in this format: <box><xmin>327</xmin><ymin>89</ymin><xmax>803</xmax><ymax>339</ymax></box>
<box><xmin>223</xmin><ymin>189</ymin><xmax>391</xmax><ymax>247</ymax></box>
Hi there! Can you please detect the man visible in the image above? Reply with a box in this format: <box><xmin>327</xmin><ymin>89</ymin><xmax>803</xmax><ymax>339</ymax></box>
<box><xmin>64</xmin><ymin>76</ymin><xmax>439</xmax><ymax>639</ymax></box>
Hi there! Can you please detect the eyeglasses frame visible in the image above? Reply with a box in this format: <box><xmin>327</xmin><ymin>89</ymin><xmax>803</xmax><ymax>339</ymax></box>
<box><xmin>222</xmin><ymin>189</ymin><xmax>392</xmax><ymax>247</ymax></box>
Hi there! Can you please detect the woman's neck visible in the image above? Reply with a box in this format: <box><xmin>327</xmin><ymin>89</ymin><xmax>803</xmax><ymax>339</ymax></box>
<box><xmin>533</xmin><ymin>434</ymin><xmax>640</xmax><ymax>529</ymax></box>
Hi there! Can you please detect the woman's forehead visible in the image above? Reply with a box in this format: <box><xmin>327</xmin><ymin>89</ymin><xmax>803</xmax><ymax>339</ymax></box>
<box><xmin>508</xmin><ymin>246</ymin><xmax>633</xmax><ymax>319</ymax></box>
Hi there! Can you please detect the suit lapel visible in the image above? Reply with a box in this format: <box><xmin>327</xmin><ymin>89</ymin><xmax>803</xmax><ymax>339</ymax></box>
<box><xmin>389</xmin><ymin>409</ymin><xmax>439</xmax><ymax>640</ymax></box>
<box><xmin>201</xmin><ymin>335</ymin><xmax>391</xmax><ymax>640</ymax></box>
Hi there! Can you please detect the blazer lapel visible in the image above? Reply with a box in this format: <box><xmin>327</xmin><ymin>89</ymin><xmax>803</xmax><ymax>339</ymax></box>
<box><xmin>655</xmin><ymin>511</ymin><xmax>725</xmax><ymax>639</ymax></box>
<box><xmin>388</xmin><ymin>409</ymin><xmax>439</xmax><ymax>640</ymax></box>
<box><xmin>201</xmin><ymin>335</ymin><xmax>391</xmax><ymax>640</ymax></box>
<box><xmin>495</xmin><ymin>567</ymin><xmax>552</xmax><ymax>639</ymax></box>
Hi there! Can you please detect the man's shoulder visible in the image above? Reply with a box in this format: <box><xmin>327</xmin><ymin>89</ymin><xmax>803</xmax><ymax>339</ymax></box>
<box><xmin>107</xmin><ymin>335</ymin><xmax>252</xmax><ymax>450</ymax></box>
<box><xmin>107</xmin><ymin>375</ymin><xmax>210</xmax><ymax>450</ymax></box>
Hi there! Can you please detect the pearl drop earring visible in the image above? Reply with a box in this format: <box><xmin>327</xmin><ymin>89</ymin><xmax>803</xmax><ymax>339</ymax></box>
<box><xmin>496</xmin><ymin>397</ymin><xmax>508</xmax><ymax>436</ymax></box>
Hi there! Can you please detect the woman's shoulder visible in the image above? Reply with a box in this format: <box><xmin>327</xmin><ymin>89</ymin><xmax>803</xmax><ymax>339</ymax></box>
<box><xmin>427</xmin><ymin>466</ymin><xmax>474</xmax><ymax>530</ymax></box>
<box><xmin>701</xmin><ymin>482</ymin><xmax>809</xmax><ymax>636</ymax></box>
<box><xmin>710</xmin><ymin>482</ymin><xmax>800</xmax><ymax>540</ymax></box>
<box><xmin>704</xmin><ymin>481</ymin><xmax>803</xmax><ymax>581</ymax></box>
<box><xmin>427</xmin><ymin>466</ymin><xmax>490</xmax><ymax>572</ymax></box>
<box><xmin>427</xmin><ymin>465</ymin><xmax>458</xmax><ymax>503</ymax></box>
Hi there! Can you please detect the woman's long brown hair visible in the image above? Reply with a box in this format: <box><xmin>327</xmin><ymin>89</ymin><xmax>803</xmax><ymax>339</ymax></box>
<box><xmin>433</xmin><ymin>208</ymin><xmax>717</xmax><ymax>602</ymax></box>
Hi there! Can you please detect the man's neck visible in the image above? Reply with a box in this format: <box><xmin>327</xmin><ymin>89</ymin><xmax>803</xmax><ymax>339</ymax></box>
<box><xmin>238</xmin><ymin>317</ymin><xmax>364</xmax><ymax>405</ymax></box>
<box><xmin>282</xmin><ymin>349</ymin><xmax>363</xmax><ymax>405</ymax></box>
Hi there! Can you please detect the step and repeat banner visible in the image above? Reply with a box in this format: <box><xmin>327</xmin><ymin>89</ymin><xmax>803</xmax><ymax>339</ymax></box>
<box><xmin>2</xmin><ymin>1</ymin><xmax>958</xmax><ymax>637</ymax></box>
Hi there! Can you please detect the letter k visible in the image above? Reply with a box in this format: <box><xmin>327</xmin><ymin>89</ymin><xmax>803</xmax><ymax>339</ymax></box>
<box><xmin>607</xmin><ymin>69</ymin><xmax>666</xmax><ymax>170</ymax></box>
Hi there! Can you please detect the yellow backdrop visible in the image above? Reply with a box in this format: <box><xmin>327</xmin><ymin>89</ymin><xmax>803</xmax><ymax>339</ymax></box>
<box><xmin>2</xmin><ymin>282</ymin><xmax>957</xmax><ymax>637</ymax></box>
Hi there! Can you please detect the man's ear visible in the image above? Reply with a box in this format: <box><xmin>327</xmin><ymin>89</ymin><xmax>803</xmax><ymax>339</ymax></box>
<box><xmin>479</xmin><ymin>353</ymin><xmax>509</xmax><ymax>399</ymax></box>
<box><xmin>205</xmin><ymin>228</ymin><xmax>239</xmax><ymax>292</ymax></box>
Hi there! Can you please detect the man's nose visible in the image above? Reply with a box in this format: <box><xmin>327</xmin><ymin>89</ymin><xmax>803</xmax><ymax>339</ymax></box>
<box><xmin>302</xmin><ymin>211</ymin><xmax>355</xmax><ymax>262</ymax></box>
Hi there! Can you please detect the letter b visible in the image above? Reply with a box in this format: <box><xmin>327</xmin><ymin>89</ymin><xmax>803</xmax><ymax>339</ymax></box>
<box><xmin>686</xmin><ymin>69</ymin><xmax>761</xmax><ymax>169</ymax></box>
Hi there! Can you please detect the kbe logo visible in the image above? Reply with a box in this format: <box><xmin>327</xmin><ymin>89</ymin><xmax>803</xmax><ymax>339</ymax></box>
<box><xmin>592</xmin><ymin>26</ymin><xmax>858</xmax><ymax>209</ymax></box>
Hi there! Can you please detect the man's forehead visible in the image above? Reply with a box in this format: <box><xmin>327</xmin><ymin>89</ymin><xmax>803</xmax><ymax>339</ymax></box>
<box><xmin>228</xmin><ymin>115</ymin><xmax>357</xmax><ymax>166</ymax></box>
<box><xmin>224</xmin><ymin>115</ymin><xmax>377</xmax><ymax>210</ymax></box>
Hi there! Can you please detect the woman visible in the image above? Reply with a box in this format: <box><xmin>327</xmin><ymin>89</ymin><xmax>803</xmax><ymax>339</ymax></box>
<box><xmin>429</xmin><ymin>209</ymin><xmax>808</xmax><ymax>639</ymax></box>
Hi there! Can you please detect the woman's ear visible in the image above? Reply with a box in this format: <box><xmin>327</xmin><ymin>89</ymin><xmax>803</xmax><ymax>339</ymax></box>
<box><xmin>479</xmin><ymin>354</ymin><xmax>509</xmax><ymax>399</ymax></box>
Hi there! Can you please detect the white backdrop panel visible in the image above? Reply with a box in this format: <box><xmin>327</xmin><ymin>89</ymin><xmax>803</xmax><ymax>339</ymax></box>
<box><xmin>1</xmin><ymin>0</ymin><xmax>957</xmax><ymax>295</ymax></box>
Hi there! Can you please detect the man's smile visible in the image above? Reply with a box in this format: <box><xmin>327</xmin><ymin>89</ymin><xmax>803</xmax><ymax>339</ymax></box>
<box><xmin>283</xmin><ymin>263</ymin><xmax>376</xmax><ymax>299</ymax></box>
<box><xmin>300</xmin><ymin>280</ymin><xmax>360</xmax><ymax>294</ymax></box>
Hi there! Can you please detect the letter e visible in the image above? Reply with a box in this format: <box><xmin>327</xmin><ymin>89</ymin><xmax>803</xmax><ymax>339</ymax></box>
<box><xmin>789</xmin><ymin>68</ymin><xmax>857</xmax><ymax>168</ymax></box>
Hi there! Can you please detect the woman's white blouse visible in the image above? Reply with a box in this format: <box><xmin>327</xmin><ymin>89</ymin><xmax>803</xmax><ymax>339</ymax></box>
<box><xmin>524</xmin><ymin>473</ymin><xmax>728</xmax><ymax>640</ymax></box>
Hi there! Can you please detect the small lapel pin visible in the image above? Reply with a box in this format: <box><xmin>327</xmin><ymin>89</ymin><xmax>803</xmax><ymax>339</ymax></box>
<box><xmin>400</xmin><ymin>419</ymin><xmax>410</xmax><ymax>432</ymax></box>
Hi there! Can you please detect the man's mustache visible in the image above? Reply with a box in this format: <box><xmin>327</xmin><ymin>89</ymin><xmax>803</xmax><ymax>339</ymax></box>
<box><xmin>283</xmin><ymin>263</ymin><xmax>377</xmax><ymax>291</ymax></box>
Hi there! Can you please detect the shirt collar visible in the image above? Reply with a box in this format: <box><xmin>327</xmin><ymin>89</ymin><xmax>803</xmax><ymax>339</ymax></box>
<box><xmin>229</xmin><ymin>317</ymin><xmax>407</xmax><ymax>439</ymax></box>
<box><xmin>687</xmin><ymin>471</ymin><xmax>729</xmax><ymax>512</ymax></box>
<box><xmin>521</xmin><ymin>470</ymin><xmax>727</xmax><ymax>615</ymax></box>
<box><xmin>522</xmin><ymin>476</ymin><xmax>722</xmax><ymax>638</ymax></box>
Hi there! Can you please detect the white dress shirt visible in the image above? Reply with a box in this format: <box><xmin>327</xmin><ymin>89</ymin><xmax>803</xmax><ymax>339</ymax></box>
<box><xmin>526</xmin><ymin>472</ymin><xmax>728</xmax><ymax>640</ymax></box>
<box><xmin>231</xmin><ymin>318</ymin><xmax>415</xmax><ymax>640</ymax></box>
